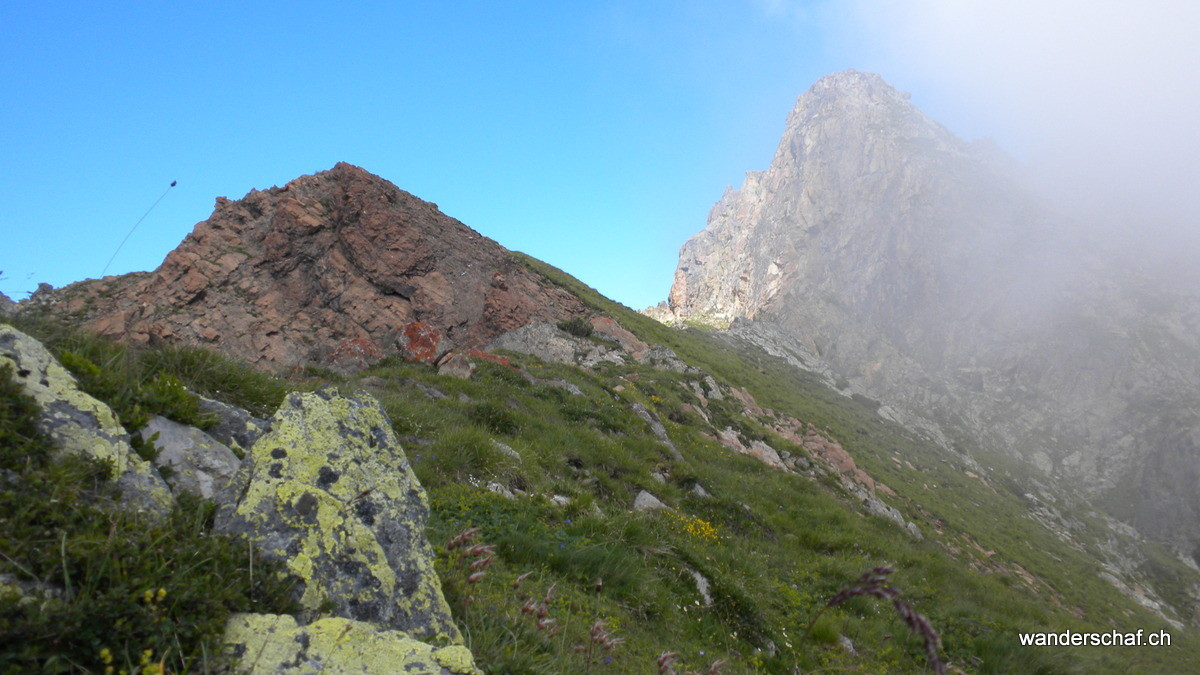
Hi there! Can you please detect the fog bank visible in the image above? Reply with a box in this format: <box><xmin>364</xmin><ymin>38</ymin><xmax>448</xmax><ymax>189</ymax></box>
<box><xmin>835</xmin><ymin>1</ymin><xmax>1200</xmax><ymax>270</ymax></box>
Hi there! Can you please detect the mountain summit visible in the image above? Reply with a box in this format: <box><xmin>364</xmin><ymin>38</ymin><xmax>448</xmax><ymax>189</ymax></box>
<box><xmin>48</xmin><ymin>163</ymin><xmax>586</xmax><ymax>369</ymax></box>
<box><xmin>669</xmin><ymin>70</ymin><xmax>1200</xmax><ymax>558</ymax></box>
<box><xmin>671</xmin><ymin>69</ymin><xmax>1050</xmax><ymax>332</ymax></box>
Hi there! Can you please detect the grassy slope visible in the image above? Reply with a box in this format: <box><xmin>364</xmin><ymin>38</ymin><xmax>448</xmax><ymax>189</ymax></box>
<box><xmin>5</xmin><ymin>251</ymin><xmax>1198</xmax><ymax>672</ymax></box>
<box><xmin>502</xmin><ymin>252</ymin><xmax>1199</xmax><ymax>671</ymax></box>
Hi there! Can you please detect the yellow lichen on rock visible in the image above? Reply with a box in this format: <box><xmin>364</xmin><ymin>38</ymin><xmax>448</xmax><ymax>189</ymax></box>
<box><xmin>223</xmin><ymin>613</ymin><xmax>481</xmax><ymax>674</ymax></box>
<box><xmin>214</xmin><ymin>389</ymin><xmax>461</xmax><ymax>644</ymax></box>
<box><xmin>0</xmin><ymin>324</ymin><xmax>172</xmax><ymax>516</ymax></box>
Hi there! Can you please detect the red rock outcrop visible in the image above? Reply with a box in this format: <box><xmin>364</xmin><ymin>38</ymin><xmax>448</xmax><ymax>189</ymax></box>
<box><xmin>588</xmin><ymin>317</ymin><xmax>649</xmax><ymax>360</ymax></box>
<box><xmin>58</xmin><ymin>163</ymin><xmax>587</xmax><ymax>369</ymax></box>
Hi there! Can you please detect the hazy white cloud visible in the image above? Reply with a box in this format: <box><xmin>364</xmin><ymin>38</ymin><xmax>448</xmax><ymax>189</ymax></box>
<box><xmin>837</xmin><ymin>0</ymin><xmax>1200</xmax><ymax>245</ymax></box>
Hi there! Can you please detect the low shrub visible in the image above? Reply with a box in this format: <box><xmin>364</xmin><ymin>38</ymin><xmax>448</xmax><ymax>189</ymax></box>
<box><xmin>557</xmin><ymin>317</ymin><xmax>594</xmax><ymax>338</ymax></box>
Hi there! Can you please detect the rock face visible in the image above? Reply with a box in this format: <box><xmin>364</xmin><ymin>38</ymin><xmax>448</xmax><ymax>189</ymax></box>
<box><xmin>668</xmin><ymin>70</ymin><xmax>1200</xmax><ymax>555</ymax></box>
<box><xmin>50</xmin><ymin>163</ymin><xmax>587</xmax><ymax>370</ymax></box>
<box><xmin>0</xmin><ymin>324</ymin><xmax>173</xmax><ymax>516</ymax></box>
<box><xmin>214</xmin><ymin>389</ymin><xmax>461</xmax><ymax>644</ymax></box>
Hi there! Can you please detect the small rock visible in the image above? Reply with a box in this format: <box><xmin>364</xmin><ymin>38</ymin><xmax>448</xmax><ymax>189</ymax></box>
<box><xmin>747</xmin><ymin>439</ymin><xmax>787</xmax><ymax>470</ymax></box>
<box><xmin>437</xmin><ymin>353</ymin><xmax>475</xmax><ymax>379</ymax></box>
<box><xmin>588</xmin><ymin>317</ymin><xmax>650</xmax><ymax>359</ymax></box>
<box><xmin>140</xmin><ymin>415</ymin><xmax>241</xmax><ymax>500</ymax></box>
<box><xmin>578</xmin><ymin>345</ymin><xmax>625</xmax><ymax>369</ymax></box>
<box><xmin>486</xmin><ymin>322</ymin><xmax>578</xmax><ymax>364</ymax></box>
<box><xmin>487</xmin><ymin>482</ymin><xmax>515</xmax><ymax>499</ymax></box>
<box><xmin>689</xmin><ymin>568</ymin><xmax>713</xmax><ymax>606</ymax></box>
<box><xmin>691</xmin><ymin>483</ymin><xmax>712</xmax><ymax>498</ymax></box>
<box><xmin>550</xmin><ymin>494</ymin><xmax>571</xmax><ymax>508</ymax></box>
<box><xmin>703</xmin><ymin>375</ymin><xmax>723</xmax><ymax>400</ymax></box>
<box><xmin>633</xmin><ymin>490</ymin><xmax>668</xmax><ymax>511</ymax></box>
<box><xmin>491</xmin><ymin>440</ymin><xmax>521</xmax><ymax>462</ymax></box>
<box><xmin>639</xmin><ymin>345</ymin><xmax>689</xmax><ymax>372</ymax></box>
<box><xmin>524</xmin><ymin>374</ymin><xmax>584</xmax><ymax>396</ymax></box>
<box><xmin>630</xmin><ymin>402</ymin><xmax>684</xmax><ymax>462</ymax></box>
<box><xmin>396</xmin><ymin>321</ymin><xmax>447</xmax><ymax>364</ymax></box>
<box><xmin>415</xmin><ymin>382</ymin><xmax>448</xmax><ymax>400</ymax></box>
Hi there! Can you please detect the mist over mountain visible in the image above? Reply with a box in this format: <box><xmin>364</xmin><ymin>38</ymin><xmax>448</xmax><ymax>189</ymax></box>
<box><xmin>668</xmin><ymin>70</ymin><xmax>1200</xmax><ymax>558</ymax></box>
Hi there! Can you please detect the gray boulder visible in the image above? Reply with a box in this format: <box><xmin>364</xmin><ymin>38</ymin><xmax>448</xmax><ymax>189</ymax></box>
<box><xmin>140</xmin><ymin>415</ymin><xmax>241</xmax><ymax>500</ymax></box>
<box><xmin>633</xmin><ymin>490</ymin><xmax>668</xmax><ymax>511</ymax></box>
<box><xmin>486</xmin><ymin>321</ymin><xmax>577</xmax><ymax>364</ymax></box>
<box><xmin>641</xmin><ymin>345</ymin><xmax>691</xmax><ymax>372</ymax></box>
<box><xmin>214</xmin><ymin>389</ymin><xmax>461</xmax><ymax>644</ymax></box>
<box><xmin>437</xmin><ymin>353</ymin><xmax>475</xmax><ymax>379</ymax></box>
<box><xmin>0</xmin><ymin>324</ymin><xmax>172</xmax><ymax>517</ymax></box>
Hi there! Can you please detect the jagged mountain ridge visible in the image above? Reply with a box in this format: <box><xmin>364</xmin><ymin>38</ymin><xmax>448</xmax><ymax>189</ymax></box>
<box><xmin>668</xmin><ymin>70</ymin><xmax>1200</xmax><ymax>557</ymax></box>
<box><xmin>44</xmin><ymin>163</ymin><xmax>587</xmax><ymax>369</ymax></box>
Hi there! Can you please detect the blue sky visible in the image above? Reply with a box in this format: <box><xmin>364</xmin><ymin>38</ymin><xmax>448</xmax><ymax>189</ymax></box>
<box><xmin>3</xmin><ymin>1</ymin><xmax>1197</xmax><ymax>309</ymax></box>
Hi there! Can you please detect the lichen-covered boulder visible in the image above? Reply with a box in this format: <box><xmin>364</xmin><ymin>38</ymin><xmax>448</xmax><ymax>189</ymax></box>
<box><xmin>139</xmin><ymin>415</ymin><xmax>241</xmax><ymax>499</ymax></box>
<box><xmin>196</xmin><ymin>394</ymin><xmax>271</xmax><ymax>457</ymax></box>
<box><xmin>214</xmin><ymin>389</ymin><xmax>461</xmax><ymax>644</ymax></box>
<box><xmin>223</xmin><ymin>613</ymin><xmax>480</xmax><ymax>674</ymax></box>
<box><xmin>0</xmin><ymin>324</ymin><xmax>172</xmax><ymax>516</ymax></box>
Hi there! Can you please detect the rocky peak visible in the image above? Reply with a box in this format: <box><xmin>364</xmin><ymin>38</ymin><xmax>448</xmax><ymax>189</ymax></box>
<box><xmin>49</xmin><ymin>163</ymin><xmax>587</xmax><ymax>369</ymax></box>
<box><xmin>772</xmin><ymin>70</ymin><xmax>960</xmax><ymax>173</ymax></box>
<box><xmin>671</xmin><ymin>69</ymin><xmax>1057</xmax><ymax>332</ymax></box>
<box><xmin>667</xmin><ymin>71</ymin><xmax>1200</xmax><ymax>556</ymax></box>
